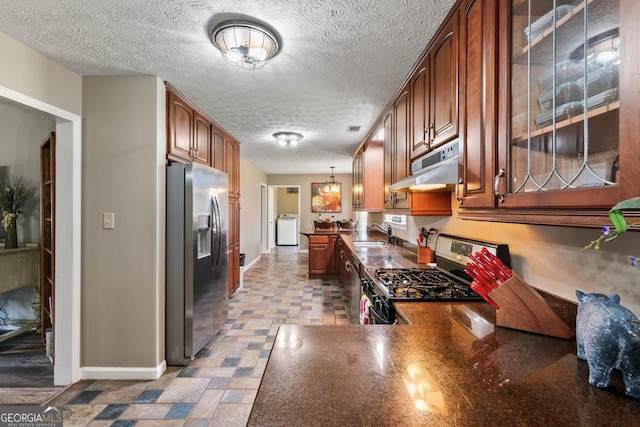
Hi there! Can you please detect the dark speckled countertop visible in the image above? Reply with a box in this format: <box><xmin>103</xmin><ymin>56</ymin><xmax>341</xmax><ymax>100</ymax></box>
<box><xmin>250</xmin><ymin>233</ymin><xmax>640</xmax><ymax>426</ymax></box>
<box><xmin>249</xmin><ymin>302</ymin><xmax>640</xmax><ymax>426</ymax></box>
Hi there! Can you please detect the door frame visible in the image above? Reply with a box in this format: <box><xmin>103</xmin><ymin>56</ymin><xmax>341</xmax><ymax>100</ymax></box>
<box><xmin>260</xmin><ymin>183</ymin><xmax>268</xmax><ymax>254</ymax></box>
<box><xmin>267</xmin><ymin>184</ymin><xmax>301</xmax><ymax>249</ymax></box>
<box><xmin>0</xmin><ymin>85</ymin><xmax>82</xmax><ymax>386</ymax></box>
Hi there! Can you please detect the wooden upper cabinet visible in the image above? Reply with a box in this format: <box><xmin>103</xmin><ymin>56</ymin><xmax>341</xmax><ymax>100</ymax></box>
<box><xmin>383</xmin><ymin>87</ymin><xmax>410</xmax><ymax>210</ymax></box>
<box><xmin>352</xmin><ymin>150</ymin><xmax>363</xmax><ymax>208</ymax></box>
<box><xmin>221</xmin><ymin>135</ymin><xmax>240</xmax><ymax>199</ymax></box>
<box><xmin>353</xmin><ymin>139</ymin><xmax>384</xmax><ymax>211</ymax></box>
<box><xmin>193</xmin><ymin>111</ymin><xmax>212</xmax><ymax>165</ymax></box>
<box><xmin>458</xmin><ymin>0</ymin><xmax>498</xmax><ymax>208</ymax></box>
<box><xmin>212</xmin><ymin>127</ymin><xmax>225</xmax><ymax>171</ymax></box>
<box><xmin>166</xmin><ymin>85</ymin><xmax>211</xmax><ymax>166</ymax></box>
<box><xmin>167</xmin><ymin>90</ymin><xmax>194</xmax><ymax>162</ymax></box>
<box><xmin>410</xmin><ymin>11</ymin><xmax>460</xmax><ymax>160</ymax></box>
<box><xmin>430</xmin><ymin>12</ymin><xmax>459</xmax><ymax>150</ymax></box>
<box><xmin>410</xmin><ymin>58</ymin><xmax>430</xmax><ymax>160</ymax></box>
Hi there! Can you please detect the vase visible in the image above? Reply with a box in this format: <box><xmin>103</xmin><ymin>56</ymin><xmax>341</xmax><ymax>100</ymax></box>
<box><xmin>4</xmin><ymin>215</ymin><xmax>18</xmax><ymax>249</ymax></box>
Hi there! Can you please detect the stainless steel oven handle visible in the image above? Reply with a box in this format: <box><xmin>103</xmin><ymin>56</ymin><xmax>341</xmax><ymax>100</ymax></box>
<box><xmin>368</xmin><ymin>303</ymin><xmax>393</xmax><ymax>325</ymax></box>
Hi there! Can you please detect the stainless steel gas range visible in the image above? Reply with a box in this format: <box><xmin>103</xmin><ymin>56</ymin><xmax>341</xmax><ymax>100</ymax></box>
<box><xmin>361</xmin><ymin>234</ymin><xmax>510</xmax><ymax>324</ymax></box>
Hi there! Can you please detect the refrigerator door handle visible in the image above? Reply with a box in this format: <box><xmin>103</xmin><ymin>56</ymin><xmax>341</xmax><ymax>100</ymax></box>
<box><xmin>211</xmin><ymin>195</ymin><xmax>222</xmax><ymax>271</ymax></box>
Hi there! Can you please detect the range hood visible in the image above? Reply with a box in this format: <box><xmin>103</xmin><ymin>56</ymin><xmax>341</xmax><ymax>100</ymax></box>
<box><xmin>389</xmin><ymin>139</ymin><xmax>460</xmax><ymax>192</ymax></box>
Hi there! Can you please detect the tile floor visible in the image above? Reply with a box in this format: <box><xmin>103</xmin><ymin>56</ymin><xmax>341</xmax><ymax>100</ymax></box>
<box><xmin>46</xmin><ymin>247</ymin><xmax>353</xmax><ymax>426</ymax></box>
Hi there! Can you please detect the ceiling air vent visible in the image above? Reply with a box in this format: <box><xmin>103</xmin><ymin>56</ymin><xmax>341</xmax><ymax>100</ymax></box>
<box><xmin>347</xmin><ymin>125</ymin><xmax>361</xmax><ymax>132</ymax></box>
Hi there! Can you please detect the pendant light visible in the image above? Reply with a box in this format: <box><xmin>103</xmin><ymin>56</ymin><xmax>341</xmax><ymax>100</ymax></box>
<box><xmin>326</xmin><ymin>167</ymin><xmax>340</xmax><ymax>193</ymax></box>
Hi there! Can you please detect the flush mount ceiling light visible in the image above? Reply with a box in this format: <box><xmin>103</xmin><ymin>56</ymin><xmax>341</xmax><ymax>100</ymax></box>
<box><xmin>273</xmin><ymin>132</ymin><xmax>303</xmax><ymax>147</ymax></box>
<box><xmin>326</xmin><ymin>167</ymin><xmax>340</xmax><ymax>193</ymax></box>
<box><xmin>211</xmin><ymin>20</ymin><xmax>280</xmax><ymax>70</ymax></box>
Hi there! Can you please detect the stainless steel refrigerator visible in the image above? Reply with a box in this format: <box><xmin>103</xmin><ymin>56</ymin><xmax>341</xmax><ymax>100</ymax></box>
<box><xmin>166</xmin><ymin>162</ymin><xmax>229</xmax><ymax>365</ymax></box>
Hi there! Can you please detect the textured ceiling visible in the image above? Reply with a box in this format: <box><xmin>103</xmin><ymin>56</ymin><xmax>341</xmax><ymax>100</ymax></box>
<box><xmin>0</xmin><ymin>0</ymin><xmax>455</xmax><ymax>174</ymax></box>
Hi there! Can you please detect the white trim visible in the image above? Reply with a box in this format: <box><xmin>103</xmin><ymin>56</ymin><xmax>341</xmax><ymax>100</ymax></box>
<box><xmin>81</xmin><ymin>360</ymin><xmax>167</xmax><ymax>380</ymax></box>
<box><xmin>245</xmin><ymin>255</ymin><xmax>261</xmax><ymax>270</ymax></box>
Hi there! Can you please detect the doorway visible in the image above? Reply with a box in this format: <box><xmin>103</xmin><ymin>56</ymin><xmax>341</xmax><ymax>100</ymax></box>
<box><xmin>0</xmin><ymin>86</ymin><xmax>82</xmax><ymax>386</ymax></box>
<box><xmin>267</xmin><ymin>185</ymin><xmax>301</xmax><ymax>250</ymax></box>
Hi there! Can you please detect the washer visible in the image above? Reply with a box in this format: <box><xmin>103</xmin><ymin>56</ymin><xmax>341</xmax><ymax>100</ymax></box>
<box><xmin>277</xmin><ymin>214</ymin><xmax>298</xmax><ymax>246</ymax></box>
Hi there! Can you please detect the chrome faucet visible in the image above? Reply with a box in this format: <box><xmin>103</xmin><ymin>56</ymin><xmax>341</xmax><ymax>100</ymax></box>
<box><xmin>370</xmin><ymin>223</ymin><xmax>393</xmax><ymax>245</ymax></box>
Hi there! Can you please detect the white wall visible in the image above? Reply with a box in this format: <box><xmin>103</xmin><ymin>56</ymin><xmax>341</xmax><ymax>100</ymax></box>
<box><xmin>239</xmin><ymin>157</ymin><xmax>267</xmax><ymax>267</ymax></box>
<box><xmin>268</xmin><ymin>173</ymin><xmax>352</xmax><ymax>251</ymax></box>
<box><xmin>393</xmin><ymin>194</ymin><xmax>640</xmax><ymax>316</ymax></box>
<box><xmin>0</xmin><ymin>101</ymin><xmax>56</xmax><ymax>243</ymax></box>
<box><xmin>276</xmin><ymin>188</ymin><xmax>298</xmax><ymax>217</ymax></box>
<box><xmin>81</xmin><ymin>76</ymin><xmax>166</xmax><ymax>376</ymax></box>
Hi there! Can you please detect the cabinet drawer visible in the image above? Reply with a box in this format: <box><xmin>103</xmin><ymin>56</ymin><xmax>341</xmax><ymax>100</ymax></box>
<box><xmin>309</xmin><ymin>235</ymin><xmax>330</xmax><ymax>244</ymax></box>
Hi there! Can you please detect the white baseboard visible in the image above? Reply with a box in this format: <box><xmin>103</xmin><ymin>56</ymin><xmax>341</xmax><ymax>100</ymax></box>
<box><xmin>81</xmin><ymin>360</ymin><xmax>167</xmax><ymax>380</ymax></box>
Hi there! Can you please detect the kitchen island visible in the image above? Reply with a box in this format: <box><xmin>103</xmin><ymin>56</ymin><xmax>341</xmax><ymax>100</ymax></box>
<box><xmin>248</xmin><ymin>300</ymin><xmax>640</xmax><ymax>426</ymax></box>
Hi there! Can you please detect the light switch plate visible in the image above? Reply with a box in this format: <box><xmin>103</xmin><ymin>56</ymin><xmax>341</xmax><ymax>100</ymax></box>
<box><xmin>103</xmin><ymin>212</ymin><xmax>115</xmax><ymax>229</ymax></box>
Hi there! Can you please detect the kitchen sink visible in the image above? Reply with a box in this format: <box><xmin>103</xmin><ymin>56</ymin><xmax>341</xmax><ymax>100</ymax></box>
<box><xmin>352</xmin><ymin>241</ymin><xmax>387</xmax><ymax>248</ymax></box>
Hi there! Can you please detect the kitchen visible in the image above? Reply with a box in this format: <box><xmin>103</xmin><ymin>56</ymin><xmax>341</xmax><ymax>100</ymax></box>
<box><xmin>0</xmin><ymin>0</ymin><xmax>638</xmax><ymax>424</ymax></box>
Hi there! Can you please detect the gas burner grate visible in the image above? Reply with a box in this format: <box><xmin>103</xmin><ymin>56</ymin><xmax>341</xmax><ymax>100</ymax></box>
<box><xmin>374</xmin><ymin>268</ymin><xmax>481</xmax><ymax>301</ymax></box>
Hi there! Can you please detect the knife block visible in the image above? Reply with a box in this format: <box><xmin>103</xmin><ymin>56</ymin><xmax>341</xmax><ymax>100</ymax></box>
<box><xmin>488</xmin><ymin>273</ymin><xmax>574</xmax><ymax>339</ymax></box>
<box><xmin>417</xmin><ymin>247</ymin><xmax>432</xmax><ymax>264</ymax></box>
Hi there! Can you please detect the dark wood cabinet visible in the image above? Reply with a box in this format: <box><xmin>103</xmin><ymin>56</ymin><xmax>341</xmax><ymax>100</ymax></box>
<box><xmin>307</xmin><ymin>234</ymin><xmax>340</xmax><ymax>279</ymax></box>
<box><xmin>430</xmin><ymin>14</ymin><xmax>459</xmax><ymax>150</ymax></box>
<box><xmin>352</xmin><ymin>151</ymin><xmax>363</xmax><ymax>208</ymax></box>
<box><xmin>40</xmin><ymin>132</ymin><xmax>55</xmax><ymax>356</ymax></box>
<box><xmin>384</xmin><ymin>86</ymin><xmax>410</xmax><ymax>210</ymax></box>
<box><xmin>458</xmin><ymin>0</ymin><xmax>498</xmax><ymax>208</ymax></box>
<box><xmin>457</xmin><ymin>0</ymin><xmax>640</xmax><ymax>227</ymax></box>
<box><xmin>353</xmin><ymin>140</ymin><xmax>384</xmax><ymax>211</ymax></box>
<box><xmin>410</xmin><ymin>11</ymin><xmax>460</xmax><ymax>160</ymax></box>
<box><xmin>166</xmin><ymin>86</ymin><xmax>211</xmax><ymax>166</ymax></box>
<box><xmin>228</xmin><ymin>198</ymin><xmax>240</xmax><ymax>295</ymax></box>
<box><xmin>212</xmin><ymin>126</ymin><xmax>225</xmax><ymax>171</ymax></box>
<box><xmin>165</xmin><ymin>83</ymin><xmax>241</xmax><ymax>296</ymax></box>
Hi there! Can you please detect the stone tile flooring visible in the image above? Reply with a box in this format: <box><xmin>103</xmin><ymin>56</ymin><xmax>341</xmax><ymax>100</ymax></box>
<box><xmin>46</xmin><ymin>247</ymin><xmax>353</xmax><ymax>426</ymax></box>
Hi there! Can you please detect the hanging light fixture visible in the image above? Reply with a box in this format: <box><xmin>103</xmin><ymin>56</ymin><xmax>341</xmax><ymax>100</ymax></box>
<box><xmin>211</xmin><ymin>20</ymin><xmax>280</xmax><ymax>70</ymax></box>
<box><xmin>273</xmin><ymin>132</ymin><xmax>303</xmax><ymax>147</ymax></box>
<box><xmin>326</xmin><ymin>167</ymin><xmax>341</xmax><ymax>193</ymax></box>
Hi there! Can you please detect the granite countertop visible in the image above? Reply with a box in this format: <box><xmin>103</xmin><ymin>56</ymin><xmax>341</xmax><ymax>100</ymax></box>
<box><xmin>252</xmin><ymin>233</ymin><xmax>640</xmax><ymax>424</ymax></box>
<box><xmin>301</xmin><ymin>229</ymin><xmax>421</xmax><ymax>269</ymax></box>
<box><xmin>248</xmin><ymin>302</ymin><xmax>640</xmax><ymax>426</ymax></box>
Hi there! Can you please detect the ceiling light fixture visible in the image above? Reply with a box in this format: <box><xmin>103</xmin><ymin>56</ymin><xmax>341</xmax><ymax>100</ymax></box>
<box><xmin>211</xmin><ymin>20</ymin><xmax>280</xmax><ymax>70</ymax></box>
<box><xmin>326</xmin><ymin>167</ymin><xmax>340</xmax><ymax>193</ymax></box>
<box><xmin>273</xmin><ymin>132</ymin><xmax>303</xmax><ymax>147</ymax></box>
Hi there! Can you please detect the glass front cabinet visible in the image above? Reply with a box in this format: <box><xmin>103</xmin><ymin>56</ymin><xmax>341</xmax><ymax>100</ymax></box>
<box><xmin>483</xmin><ymin>0</ymin><xmax>640</xmax><ymax>224</ymax></box>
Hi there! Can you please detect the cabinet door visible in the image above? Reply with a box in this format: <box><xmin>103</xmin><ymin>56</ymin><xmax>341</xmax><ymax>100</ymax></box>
<box><xmin>430</xmin><ymin>13</ymin><xmax>460</xmax><ymax>149</ymax></box>
<box><xmin>383</xmin><ymin>109</ymin><xmax>394</xmax><ymax>209</ymax></box>
<box><xmin>232</xmin><ymin>139</ymin><xmax>240</xmax><ymax>198</ymax></box>
<box><xmin>352</xmin><ymin>151</ymin><xmax>363</xmax><ymax>208</ymax></box>
<box><xmin>167</xmin><ymin>90</ymin><xmax>193</xmax><ymax>162</ymax></box>
<box><xmin>392</xmin><ymin>87</ymin><xmax>410</xmax><ymax>209</ymax></box>
<box><xmin>328</xmin><ymin>235</ymin><xmax>339</xmax><ymax>274</ymax></box>
<box><xmin>499</xmin><ymin>0</ymin><xmax>626</xmax><ymax>210</ymax></box>
<box><xmin>193</xmin><ymin>111</ymin><xmax>212</xmax><ymax>166</ymax></box>
<box><xmin>228</xmin><ymin>198</ymin><xmax>241</xmax><ymax>296</ymax></box>
<box><xmin>309</xmin><ymin>244</ymin><xmax>329</xmax><ymax>275</ymax></box>
<box><xmin>225</xmin><ymin>137</ymin><xmax>239</xmax><ymax>198</ymax></box>
<box><xmin>212</xmin><ymin>127</ymin><xmax>225</xmax><ymax>171</ymax></box>
<box><xmin>411</xmin><ymin>57</ymin><xmax>430</xmax><ymax>160</ymax></box>
<box><xmin>362</xmin><ymin>140</ymin><xmax>384</xmax><ymax>210</ymax></box>
<box><xmin>459</xmin><ymin>0</ymin><xmax>498</xmax><ymax>208</ymax></box>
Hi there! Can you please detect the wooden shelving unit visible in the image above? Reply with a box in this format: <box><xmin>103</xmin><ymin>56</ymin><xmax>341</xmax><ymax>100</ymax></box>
<box><xmin>40</xmin><ymin>132</ymin><xmax>55</xmax><ymax>361</ymax></box>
